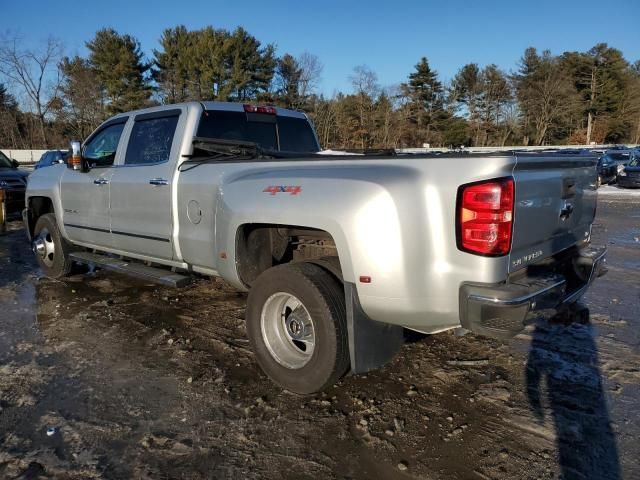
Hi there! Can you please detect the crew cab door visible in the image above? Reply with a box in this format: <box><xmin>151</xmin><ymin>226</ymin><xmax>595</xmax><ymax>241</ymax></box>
<box><xmin>108</xmin><ymin>109</ymin><xmax>182</xmax><ymax>260</ymax></box>
<box><xmin>60</xmin><ymin>117</ymin><xmax>128</xmax><ymax>248</ymax></box>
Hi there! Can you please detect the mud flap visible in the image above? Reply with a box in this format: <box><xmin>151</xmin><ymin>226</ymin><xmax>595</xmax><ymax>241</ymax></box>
<box><xmin>344</xmin><ymin>282</ymin><xmax>404</xmax><ymax>374</ymax></box>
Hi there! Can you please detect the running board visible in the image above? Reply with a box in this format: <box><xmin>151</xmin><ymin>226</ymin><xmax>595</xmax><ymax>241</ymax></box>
<box><xmin>69</xmin><ymin>251</ymin><xmax>192</xmax><ymax>288</ymax></box>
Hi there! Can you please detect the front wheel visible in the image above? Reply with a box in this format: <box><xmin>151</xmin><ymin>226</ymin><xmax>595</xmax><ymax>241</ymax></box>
<box><xmin>32</xmin><ymin>213</ymin><xmax>74</xmax><ymax>278</ymax></box>
<box><xmin>246</xmin><ymin>262</ymin><xmax>350</xmax><ymax>394</ymax></box>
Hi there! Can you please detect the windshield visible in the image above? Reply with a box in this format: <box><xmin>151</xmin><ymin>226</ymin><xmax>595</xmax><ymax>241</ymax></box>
<box><xmin>604</xmin><ymin>153</ymin><xmax>629</xmax><ymax>164</ymax></box>
<box><xmin>197</xmin><ymin>110</ymin><xmax>319</xmax><ymax>153</ymax></box>
<box><xmin>0</xmin><ymin>150</ymin><xmax>13</xmax><ymax>168</ymax></box>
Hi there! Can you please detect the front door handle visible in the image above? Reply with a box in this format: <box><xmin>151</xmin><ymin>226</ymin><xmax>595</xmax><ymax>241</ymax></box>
<box><xmin>149</xmin><ymin>178</ymin><xmax>169</xmax><ymax>186</ymax></box>
<box><xmin>93</xmin><ymin>178</ymin><xmax>109</xmax><ymax>185</ymax></box>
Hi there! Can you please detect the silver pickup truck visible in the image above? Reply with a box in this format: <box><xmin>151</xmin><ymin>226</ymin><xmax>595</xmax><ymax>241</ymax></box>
<box><xmin>23</xmin><ymin>102</ymin><xmax>607</xmax><ymax>393</ymax></box>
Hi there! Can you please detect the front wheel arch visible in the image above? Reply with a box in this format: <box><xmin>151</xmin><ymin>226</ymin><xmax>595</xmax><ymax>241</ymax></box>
<box><xmin>26</xmin><ymin>196</ymin><xmax>54</xmax><ymax>238</ymax></box>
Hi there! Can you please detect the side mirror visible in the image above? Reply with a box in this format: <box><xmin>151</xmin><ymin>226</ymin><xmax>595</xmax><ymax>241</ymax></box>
<box><xmin>11</xmin><ymin>159</ymin><xmax>19</xmax><ymax>169</ymax></box>
<box><xmin>68</xmin><ymin>141</ymin><xmax>89</xmax><ymax>172</ymax></box>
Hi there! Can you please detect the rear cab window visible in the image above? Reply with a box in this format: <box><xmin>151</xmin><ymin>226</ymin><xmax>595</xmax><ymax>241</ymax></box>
<box><xmin>196</xmin><ymin>109</ymin><xmax>319</xmax><ymax>153</ymax></box>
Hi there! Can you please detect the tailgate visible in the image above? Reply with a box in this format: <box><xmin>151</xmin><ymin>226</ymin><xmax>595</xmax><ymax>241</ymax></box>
<box><xmin>509</xmin><ymin>154</ymin><xmax>598</xmax><ymax>273</ymax></box>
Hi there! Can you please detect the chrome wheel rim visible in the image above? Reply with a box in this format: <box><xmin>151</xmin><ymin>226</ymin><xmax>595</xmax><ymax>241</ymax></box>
<box><xmin>260</xmin><ymin>292</ymin><xmax>315</xmax><ymax>369</ymax></box>
<box><xmin>33</xmin><ymin>227</ymin><xmax>55</xmax><ymax>267</ymax></box>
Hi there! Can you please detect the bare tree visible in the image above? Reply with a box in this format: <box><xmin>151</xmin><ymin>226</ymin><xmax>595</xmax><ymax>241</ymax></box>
<box><xmin>59</xmin><ymin>55</ymin><xmax>106</xmax><ymax>139</ymax></box>
<box><xmin>348</xmin><ymin>65</ymin><xmax>380</xmax><ymax>149</ymax></box>
<box><xmin>349</xmin><ymin>65</ymin><xmax>379</xmax><ymax>98</ymax></box>
<box><xmin>0</xmin><ymin>34</ymin><xmax>63</xmax><ymax>147</ymax></box>
<box><xmin>297</xmin><ymin>52</ymin><xmax>323</xmax><ymax>99</ymax></box>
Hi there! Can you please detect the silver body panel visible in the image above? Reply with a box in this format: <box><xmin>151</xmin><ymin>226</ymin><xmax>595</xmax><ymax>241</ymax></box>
<box><xmin>25</xmin><ymin>103</ymin><xmax>600</xmax><ymax>333</ymax></box>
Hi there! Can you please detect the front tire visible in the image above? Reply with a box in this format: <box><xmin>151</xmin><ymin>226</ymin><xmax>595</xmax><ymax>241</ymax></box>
<box><xmin>32</xmin><ymin>213</ymin><xmax>74</xmax><ymax>278</ymax></box>
<box><xmin>246</xmin><ymin>262</ymin><xmax>350</xmax><ymax>394</ymax></box>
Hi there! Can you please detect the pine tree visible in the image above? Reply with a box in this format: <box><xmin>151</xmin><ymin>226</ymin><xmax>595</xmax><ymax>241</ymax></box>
<box><xmin>223</xmin><ymin>27</ymin><xmax>276</xmax><ymax>101</ymax></box>
<box><xmin>86</xmin><ymin>28</ymin><xmax>152</xmax><ymax>114</ymax></box>
<box><xmin>451</xmin><ymin>63</ymin><xmax>483</xmax><ymax>145</ymax></box>
<box><xmin>274</xmin><ymin>54</ymin><xmax>303</xmax><ymax>108</ymax></box>
<box><xmin>561</xmin><ymin>44</ymin><xmax>630</xmax><ymax>143</ymax></box>
<box><xmin>401</xmin><ymin>57</ymin><xmax>447</xmax><ymax>145</ymax></box>
<box><xmin>192</xmin><ymin>26</ymin><xmax>228</xmax><ymax>100</ymax></box>
<box><xmin>153</xmin><ymin>26</ymin><xmax>193</xmax><ymax>103</ymax></box>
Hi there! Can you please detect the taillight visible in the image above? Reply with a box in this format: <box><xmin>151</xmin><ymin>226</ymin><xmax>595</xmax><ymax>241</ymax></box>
<box><xmin>457</xmin><ymin>177</ymin><xmax>514</xmax><ymax>256</ymax></box>
<box><xmin>243</xmin><ymin>104</ymin><xmax>277</xmax><ymax>115</ymax></box>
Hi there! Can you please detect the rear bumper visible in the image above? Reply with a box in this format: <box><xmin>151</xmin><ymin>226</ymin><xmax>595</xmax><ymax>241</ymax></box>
<box><xmin>459</xmin><ymin>245</ymin><xmax>607</xmax><ymax>339</ymax></box>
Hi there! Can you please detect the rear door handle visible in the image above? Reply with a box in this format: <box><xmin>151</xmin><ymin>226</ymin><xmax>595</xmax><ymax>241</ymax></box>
<box><xmin>93</xmin><ymin>178</ymin><xmax>109</xmax><ymax>185</ymax></box>
<box><xmin>149</xmin><ymin>178</ymin><xmax>169</xmax><ymax>186</ymax></box>
<box><xmin>560</xmin><ymin>202</ymin><xmax>574</xmax><ymax>221</ymax></box>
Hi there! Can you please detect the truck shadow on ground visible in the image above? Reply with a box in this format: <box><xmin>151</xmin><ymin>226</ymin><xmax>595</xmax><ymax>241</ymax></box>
<box><xmin>525</xmin><ymin>309</ymin><xmax>620</xmax><ymax>480</ymax></box>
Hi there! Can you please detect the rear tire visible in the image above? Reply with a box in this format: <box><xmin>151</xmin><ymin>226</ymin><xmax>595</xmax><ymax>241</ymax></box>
<box><xmin>32</xmin><ymin>213</ymin><xmax>74</xmax><ymax>278</ymax></box>
<box><xmin>246</xmin><ymin>262</ymin><xmax>350</xmax><ymax>394</ymax></box>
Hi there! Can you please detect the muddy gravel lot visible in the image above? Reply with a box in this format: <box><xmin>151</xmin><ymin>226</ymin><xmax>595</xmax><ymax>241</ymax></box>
<box><xmin>0</xmin><ymin>190</ymin><xmax>639</xmax><ymax>479</ymax></box>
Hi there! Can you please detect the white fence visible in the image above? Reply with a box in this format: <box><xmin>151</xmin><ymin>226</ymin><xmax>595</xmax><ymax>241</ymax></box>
<box><xmin>397</xmin><ymin>144</ymin><xmax>638</xmax><ymax>154</ymax></box>
<box><xmin>1</xmin><ymin>149</ymin><xmax>49</xmax><ymax>164</ymax></box>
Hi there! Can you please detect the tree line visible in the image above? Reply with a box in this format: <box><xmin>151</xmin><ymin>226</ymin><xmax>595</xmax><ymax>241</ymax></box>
<box><xmin>1</xmin><ymin>26</ymin><xmax>639</xmax><ymax>150</ymax></box>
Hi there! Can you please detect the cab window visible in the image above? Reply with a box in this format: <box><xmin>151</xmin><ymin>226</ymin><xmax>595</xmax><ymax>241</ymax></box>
<box><xmin>125</xmin><ymin>115</ymin><xmax>179</xmax><ymax>165</ymax></box>
<box><xmin>83</xmin><ymin>123</ymin><xmax>126</xmax><ymax>167</ymax></box>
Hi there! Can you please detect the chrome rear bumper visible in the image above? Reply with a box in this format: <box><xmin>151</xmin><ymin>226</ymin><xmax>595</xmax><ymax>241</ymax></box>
<box><xmin>459</xmin><ymin>245</ymin><xmax>607</xmax><ymax>339</ymax></box>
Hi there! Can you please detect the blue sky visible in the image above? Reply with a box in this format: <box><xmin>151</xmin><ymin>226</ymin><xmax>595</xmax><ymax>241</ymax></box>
<box><xmin>2</xmin><ymin>0</ymin><xmax>639</xmax><ymax>94</ymax></box>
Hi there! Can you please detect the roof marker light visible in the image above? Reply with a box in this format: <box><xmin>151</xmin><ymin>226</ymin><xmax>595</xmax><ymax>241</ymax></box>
<box><xmin>243</xmin><ymin>104</ymin><xmax>277</xmax><ymax>115</ymax></box>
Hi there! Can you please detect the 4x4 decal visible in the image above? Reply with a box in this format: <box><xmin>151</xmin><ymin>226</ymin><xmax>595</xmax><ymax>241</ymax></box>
<box><xmin>263</xmin><ymin>185</ymin><xmax>302</xmax><ymax>196</ymax></box>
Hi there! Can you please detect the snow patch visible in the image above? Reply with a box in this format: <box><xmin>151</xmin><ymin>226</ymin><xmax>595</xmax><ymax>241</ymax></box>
<box><xmin>316</xmin><ymin>149</ymin><xmax>363</xmax><ymax>156</ymax></box>
<box><xmin>597</xmin><ymin>185</ymin><xmax>640</xmax><ymax>197</ymax></box>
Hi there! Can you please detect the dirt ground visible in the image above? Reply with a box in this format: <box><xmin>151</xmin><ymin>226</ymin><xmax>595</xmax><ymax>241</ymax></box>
<box><xmin>0</xmin><ymin>193</ymin><xmax>638</xmax><ymax>480</ymax></box>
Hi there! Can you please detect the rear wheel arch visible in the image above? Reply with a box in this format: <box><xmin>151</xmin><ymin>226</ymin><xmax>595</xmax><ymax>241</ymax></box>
<box><xmin>234</xmin><ymin>223</ymin><xmax>343</xmax><ymax>288</ymax></box>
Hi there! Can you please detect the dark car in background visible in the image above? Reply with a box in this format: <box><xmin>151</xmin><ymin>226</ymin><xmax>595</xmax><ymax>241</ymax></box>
<box><xmin>597</xmin><ymin>155</ymin><xmax>619</xmax><ymax>186</ymax></box>
<box><xmin>34</xmin><ymin>150</ymin><xmax>68</xmax><ymax>169</ymax></box>
<box><xmin>598</xmin><ymin>151</ymin><xmax>630</xmax><ymax>185</ymax></box>
<box><xmin>0</xmin><ymin>150</ymin><xmax>29</xmax><ymax>228</ymax></box>
<box><xmin>617</xmin><ymin>151</ymin><xmax>640</xmax><ymax>188</ymax></box>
